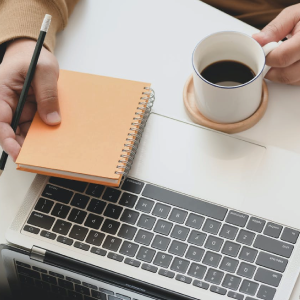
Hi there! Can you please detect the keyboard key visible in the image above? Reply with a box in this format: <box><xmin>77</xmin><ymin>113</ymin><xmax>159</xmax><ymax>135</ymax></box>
<box><xmin>49</xmin><ymin>271</ymin><xmax>64</xmax><ymax>279</ymax></box>
<box><xmin>187</xmin><ymin>263</ymin><xmax>207</xmax><ymax>279</ymax></box>
<box><xmin>256</xmin><ymin>251</ymin><xmax>288</xmax><ymax>272</ymax></box>
<box><xmin>193</xmin><ymin>280</ymin><xmax>209</xmax><ymax>290</ymax></box>
<box><xmin>158</xmin><ymin>268</ymin><xmax>175</xmax><ymax>278</ymax></box>
<box><xmin>51</xmin><ymin>203</ymin><xmax>71</xmax><ymax>219</ymax></box>
<box><xmin>34</xmin><ymin>280</ymin><xmax>50</xmax><ymax>291</ymax></box>
<box><xmin>237</xmin><ymin>262</ymin><xmax>256</xmax><ymax>279</ymax></box>
<box><xmin>108</xmin><ymin>252</ymin><xmax>124</xmax><ymax>262</ymax></box>
<box><xmin>281</xmin><ymin>227</ymin><xmax>299</xmax><ymax>244</ymax></box>
<box><xmin>247</xmin><ymin>217</ymin><xmax>265</xmax><ymax>233</ymax></box>
<box><xmin>35</xmin><ymin>198</ymin><xmax>54</xmax><ymax>213</ymax></box>
<box><xmin>168</xmin><ymin>240</ymin><xmax>188</xmax><ymax>256</ymax></box>
<box><xmin>210</xmin><ymin>285</ymin><xmax>227</xmax><ymax>295</ymax></box>
<box><xmin>175</xmin><ymin>274</ymin><xmax>192</xmax><ymax>284</ymax></box>
<box><xmin>221</xmin><ymin>241</ymin><xmax>241</xmax><ymax>257</ymax></box>
<box><xmin>227</xmin><ymin>291</ymin><xmax>244</xmax><ymax>300</ymax></box>
<box><xmin>86</xmin><ymin>231</ymin><xmax>105</xmax><ymax>246</ymax></box>
<box><xmin>142</xmin><ymin>184</ymin><xmax>228</xmax><ymax>220</ymax></box>
<box><xmin>17</xmin><ymin>266</ymin><xmax>40</xmax><ymax>279</ymax></box>
<box><xmin>204</xmin><ymin>235</ymin><xmax>224</xmax><ymax>252</ymax></box>
<box><xmin>203</xmin><ymin>219</ymin><xmax>221</xmax><ymax>235</ymax></box>
<box><xmin>116</xmin><ymin>294</ymin><xmax>131</xmax><ymax>300</ymax></box>
<box><xmin>257</xmin><ymin>285</ymin><xmax>276</xmax><ymax>300</ymax></box>
<box><xmin>219</xmin><ymin>224</ymin><xmax>238</xmax><ymax>240</ymax></box>
<box><xmin>58</xmin><ymin>278</ymin><xmax>74</xmax><ymax>290</ymax></box>
<box><xmin>254</xmin><ymin>235</ymin><xmax>294</xmax><ymax>258</ymax></box>
<box><xmin>99</xmin><ymin>288</ymin><xmax>114</xmax><ymax>295</ymax></box>
<box><xmin>117</xmin><ymin>224</ymin><xmax>137</xmax><ymax>240</ymax></box>
<box><xmin>135</xmin><ymin>198</ymin><xmax>154</xmax><ymax>213</ymax></box>
<box><xmin>134</xmin><ymin>229</ymin><xmax>154</xmax><ymax>246</ymax></box>
<box><xmin>15</xmin><ymin>261</ymin><xmax>31</xmax><ymax>268</ymax></box>
<box><xmin>153</xmin><ymin>252</ymin><xmax>173</xmax><ymax>268</ymax></box>
<box><xmin>74</xmin><ymin>242</ymin><xmax>90</xmax><ymax>251</ymax></box>
<box><xmin>120</xmin><ymin>209</ymin><xmax>139</xmax><ymax>225</ymax></box>
<box><xmin>32</xmin><ymin>266</ymin><xmax>47</xmax><ymax>273</ymax></box>
<box><xmin>219</xmin><ymin>257</ymin><xmax>239</xmax><ymax>273</ymax></box>
<box><xmin>57</xmin><ymin>236</ymin><xmax>73</xmax><ymax>246</ymax></box>
<box><xmin>84</xmin><ymin>214</ymin><xmax>103</xmax><ymax>230</ymax></box>
<box><xmin>185</xmin><ymin>246</ymin><xmax>205</xmax><ymax>262</ymax></box>
<box><xmin>124</xmin><ymin>258</ymin><xmax>141</xmax><ymax>267</ymax></box>
<box><xmin>52</xmin><ymin>219</ymin><xmax>72</xmax><ymax>235</ymax></box>
<box><xmin>90</xmin><ymin>247</ymin><xmax>107</xmax><ymax>256</ymax></box>
<box><xmin>86</xmin><ymin>184</ymin><xmax>105</xmax><ymax>198</ymax></box>
<box><xmin>91</xmin><ymin>290</ymin><xmax>107</xmax><ymax>300</ymax></box>
<box><xmin>239</xmin><ymin>279</ymin><xmax>258</xmax><ymax>296</ymax></box>
<box><xmin>51</xmin><ymin>285</ymin><xmax>67</xmax><ymax>296</ymax></box>
<box><xmin>136</xmin><ymin>246</ymin><xmax>156</xmax><ymax>262</ymax></box>
<box><xmin>236</xmin><ymin>230</ymin><xmax>255</xmax><ymax>246</ymax></box>
<box><xmin>119</xmin><ymin>192</ymin><xmax>138</xmax><ymax>208</ymax></box>
<box><xmin>24</xmin><ymin>225</ymin><xmax>40</xmax><ymax>234</ymax></box>
<box><xmin>151</xmin><ymin>235</ymin><xmax>171</xmax><ymax>251</ymax></box>
<box><xmin>42</xmin><ymin>274</ymin><xmax>57</xmax><ymax>285</ymax></box>
<box><xmin>102</xmin><ymin>236</ymin><xmax>122</xmax><ymax>251</ymax></box>
<box><xmin>120</xmin><ymin>241</ymin><xmax>139</xmax><ymax>257</ymax></box>
<box><xmin>205</xmin><ymin>268</ymin><xmax>224</xmax><ymax>285</ymax></box>
<box><xmin>185</xmin><ymin>213</ymin><xmax>204</xmax><ymax>229</ymax></box>
<box><xmin>104</xmin><ymin>204</ymin><xmax>123</xmax><ymax>219</ymax></box>
<box><xmin>68</xmin><ymin>209</ymin><xmax>87</xmax><ymax>224</ymax></box>
<box><xmin>66</xmin><ymin>277</ymin><xmax>81</xmax><ymax>284</ymax></box>
<box><xmin>171</xmin><ymin>225</ymin><xmax>190</xmax><ymax>241</ymax></box>
<box><xmin>187</xmin><ymin>230</ymin><xmax>207</xmax><ymax>246</ymax></box>
<box><xmin>142</xmin><ymin>263</ymin><xmax>158</xmax><ymax>273</ymax></box>
<box><xmin>170</xmin><ymin>257</ymin><xmax>190</xmax><ymax>273</ymax></box>
<box><xmin>137</xmin><ymin>214</ymin><xmax>156</xmax><ymax>230</ymax></box>
<box><xmin>101</xmin><ymin>219</ymin><xmax>120</xmax><ymax>235</ymax></box>
<box><xmin>49</xmin><ymin>177</ymin><xmax>87</xmax><ymax>193</ymax></box>
<box><xmin>202</xmin><ymin>251</ymin><xmax>222</xmax><ymax>268</ymax></box>
<box><xmin>264</xmin><ymin>222</ymin><xmax>282</xmax><ymax>239</ymax></box>
<box><xmin>239</xmin><ymin>246</ymin><xmax>258</xmax><ymax>263</ymax></box>
<box><xmin>83</xmin><ymin>282</ymin><xmax>97</xmax><ymax>290</ymax></box>
<box><xmin>122</xmin><ymin>178</ymin><xmax>144</xmax><ymax>194</ymax></box>
<box><xmin>102</xmin><ymin>188</ymin><xmax>121</xmax><ymax>203</ymax></box>
<box><xmin>153</xmin><ymin>220</ymin><xmax>173</xmax><ymax>235</ymax></box>
<box><xmin>152</xmin><ymin>203</ymin><xmax>171</xmax><ymax>218</ymax></box>
<box><xmin>75</xmin><ymin>284</ymin><xmax>90</xmax><ymax>295</ymax></box>
<box><xmin>254</xmin><ymin>267</ymin><xmax>282</xmax><ymax>287</ymax></box>
<box><xmin>27</xmin><ymin>212</ymin><xmax>55</xmax><ymax>230</ymax></box>
<box><xmin>71</xmin><ymin>193</ymin><xmax>90</xmax><ymax>209</ymax></box>
<box><xmin>42</xmin><ymin>184</ymin><xmax>73</xmax><ymax>204</ymax></box>
<box><xmin>69</xmin><ymin>225</ymin><xmax>88</xmax><ymax>241</ymax></box>
<box><xmin>87</xmin><ymin>199</ymin><xmax>106</xmax><ymax>215</ymax></box>
<box><xmin>226</xmin><ymin>211</ymin><xmax>249</xmax><ymax>227</ymax></box>
<box><xmin>169</xmin><ymin>208</ymin><xmax>188</xmax><ymax>224</ymax></box>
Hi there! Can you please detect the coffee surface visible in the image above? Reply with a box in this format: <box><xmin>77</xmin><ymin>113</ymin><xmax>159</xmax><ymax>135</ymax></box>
<box><xmin>201</xmin><ymin>60</ymin><xmax>256</xmax><ymax>86</ymax></box>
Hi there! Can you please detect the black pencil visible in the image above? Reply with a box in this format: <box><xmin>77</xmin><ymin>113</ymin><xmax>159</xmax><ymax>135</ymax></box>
<box><xmin>0</xmin><ymin>14</ymin><xmax>52</xmax><ymax>176</ymax></box>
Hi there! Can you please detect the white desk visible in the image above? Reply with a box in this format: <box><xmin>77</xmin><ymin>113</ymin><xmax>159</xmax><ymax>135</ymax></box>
<box><xmin>1</xmin><ymin>0</ymin><xmax>300</xmax><ymax>297</ymax></box>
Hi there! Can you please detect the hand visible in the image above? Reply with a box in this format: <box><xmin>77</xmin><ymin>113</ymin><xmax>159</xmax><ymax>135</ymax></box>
<box><xmin>0</xmin><ymin>39</ymin><xmax>60</xmax><ymax>161</ymax></box>
<box><xmin>252</xmin><ymin>4</ymin><xmax>300</xmax><ymax>85</ymax></box>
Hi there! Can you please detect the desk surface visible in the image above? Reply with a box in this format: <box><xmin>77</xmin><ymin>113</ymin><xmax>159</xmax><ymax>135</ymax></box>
<box><xmin>1</xmin><ymin>1</ymin><xmax>300</xmax><ymax>297</ymax></box>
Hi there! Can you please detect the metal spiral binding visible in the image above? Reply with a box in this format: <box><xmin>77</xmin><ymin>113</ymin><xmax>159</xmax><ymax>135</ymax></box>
<box><xmin>115</xmin><ymin>87</ymin><xmax>155</xmax><ymax>176</ymax></box>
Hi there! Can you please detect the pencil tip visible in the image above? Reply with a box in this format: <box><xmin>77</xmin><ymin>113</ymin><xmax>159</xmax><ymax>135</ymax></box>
<box><xmin>0</xmin><ymin>170</ymin><xmax>3</xmax><ymax>176</ymax></box>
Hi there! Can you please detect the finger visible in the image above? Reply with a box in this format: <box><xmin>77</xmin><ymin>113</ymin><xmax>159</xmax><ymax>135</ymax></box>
<box><xmin>19</xmin><ymin>99</ymin><xmax>36</xmax><ymax>124</ymax></box>
<box><xmin>0</xmin><ymin>122</ymin><xmax>21</xmax><ymax>161</ymax></box>
<box><xmin>32</xmin><ymin>65</ymin><xmax>61</xmax><ymax>125</ymax></box>
<box><xmin>265</xmin><ymin>34</ymin><xmax>300</xmax><ymax>67</ymax></box>
<box><xmin>265</xmin><ymin>60</ymin><xmax>300</xmax><ymax>84</ymax></box>
<box><xmin>252</xmin><ymin>4</ymin><xmax>300</xmax><ymax>46</ymax></box>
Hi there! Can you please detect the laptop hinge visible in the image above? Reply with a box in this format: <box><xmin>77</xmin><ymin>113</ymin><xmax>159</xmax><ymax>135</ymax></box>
<box><xmin>30</xmin><ymin>246</ymin><xmax>46</xmax><ymax>263</ymax></box>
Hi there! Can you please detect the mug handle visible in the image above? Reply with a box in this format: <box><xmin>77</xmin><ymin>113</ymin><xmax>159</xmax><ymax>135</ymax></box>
<box><xmin>262</xmin><ymin>41</ymin><xmax>281</xmax><ymax>77</ymax></box>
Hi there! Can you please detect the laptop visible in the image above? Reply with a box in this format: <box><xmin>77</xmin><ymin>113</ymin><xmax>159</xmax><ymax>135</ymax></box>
<box><xmin>3</xmin><ymin>112</ymin><xmax>300</xmax><ymax>300</ymax></box>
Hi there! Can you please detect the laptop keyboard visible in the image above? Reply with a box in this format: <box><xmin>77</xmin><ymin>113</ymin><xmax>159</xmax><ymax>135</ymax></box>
<box><xmin>23</xmin><ymin>177</ymin><xmax>299</xmax><ymax>300</ymax></box>
<box><xmin>15</xmin><ymin>260</ymin><xmax>135</xmax><ymax>300</ymax></box>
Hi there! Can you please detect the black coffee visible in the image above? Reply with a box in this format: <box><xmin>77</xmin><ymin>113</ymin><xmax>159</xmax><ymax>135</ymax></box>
<box><xmin>201</xmin><ymin>60</ymin><xmax>256</xmax><ymax>86</ymax></box>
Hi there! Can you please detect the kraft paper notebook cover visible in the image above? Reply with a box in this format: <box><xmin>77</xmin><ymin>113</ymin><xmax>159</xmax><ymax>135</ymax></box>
<box><xmin>16</xmin><ymin>70</ymin><xmax>154</xmax><ymax>186</ymax></box>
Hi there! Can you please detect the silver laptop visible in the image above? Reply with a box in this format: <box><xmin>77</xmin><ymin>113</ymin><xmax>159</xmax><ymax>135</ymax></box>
<box><xmin>4</xmin><ymin>112</ymin><xmax>300</xmax><ymax>300</ymax></box>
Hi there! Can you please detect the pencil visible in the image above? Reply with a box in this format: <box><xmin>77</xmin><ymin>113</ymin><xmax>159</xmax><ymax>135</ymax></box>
<box><xmin>0</xmin><ymin>14</ymin><xmax>52</xmax><ymax>176</ymax></box>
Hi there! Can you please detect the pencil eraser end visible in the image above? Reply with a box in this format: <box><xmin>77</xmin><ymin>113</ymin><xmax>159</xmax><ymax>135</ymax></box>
<box><xmin>41</xmin><ymin>14</ymin><xmax>52</xmax><ymax>32</ymax></box>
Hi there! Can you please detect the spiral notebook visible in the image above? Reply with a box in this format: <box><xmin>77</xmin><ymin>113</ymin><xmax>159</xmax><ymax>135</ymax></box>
<box><xmin>16</xmin><ymin>70</ymin><xmax>154</xmax><ymax>187</ymax></box>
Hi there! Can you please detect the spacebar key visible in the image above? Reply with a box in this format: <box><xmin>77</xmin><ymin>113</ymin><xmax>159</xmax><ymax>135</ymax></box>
<box><xmin>142</xmin><ymin>184</ymin><xmax>227</xmax><ymax>221</ymax></box>
<box><xmin>254</xmin><ymin>235</ymin><xmax>294</xmax><ymax>258</ymax></box>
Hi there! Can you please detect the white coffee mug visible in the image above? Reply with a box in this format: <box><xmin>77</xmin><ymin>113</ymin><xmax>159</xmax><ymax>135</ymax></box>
<box><xmin>192</xmin><ymin>31</ymin><xmax>279</xmax><ymax>123</ymax></box>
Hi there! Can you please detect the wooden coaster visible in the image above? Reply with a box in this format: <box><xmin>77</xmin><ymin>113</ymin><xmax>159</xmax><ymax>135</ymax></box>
<box><xmin>183</xmin><ymin>75</ymin><xmax>268</xmax><ymax>134</ymax></box>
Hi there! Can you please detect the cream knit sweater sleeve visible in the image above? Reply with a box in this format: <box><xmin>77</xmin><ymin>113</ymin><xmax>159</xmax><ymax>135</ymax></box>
<box><xmin>0</xmin><ymin>0</ymin><xmax>80</xmax><ymax>52</ymax></box>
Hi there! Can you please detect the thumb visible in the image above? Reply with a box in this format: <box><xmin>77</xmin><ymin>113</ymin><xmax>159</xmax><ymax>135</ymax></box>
<box><xmin>32</xmin><ymin>66</ymin><xmax>61</xmax><ymax>125</ymax></box>
<box><xmin>252</xmin><ymin>5</ymin><xmax>300</xmax><ymax>46</ymax></box>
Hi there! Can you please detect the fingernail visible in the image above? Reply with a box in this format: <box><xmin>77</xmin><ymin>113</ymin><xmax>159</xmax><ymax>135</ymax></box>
<box><xmin>46</xmin><ymin>111</ymin><xmax>61</xmax><ymax>124</ymax></box>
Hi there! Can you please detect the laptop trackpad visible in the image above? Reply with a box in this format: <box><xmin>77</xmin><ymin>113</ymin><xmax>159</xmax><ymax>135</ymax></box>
<box><xmin>130</xmin><ymin>113</ymin><xmax>265</xmax><ymax>212</ymax></box>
